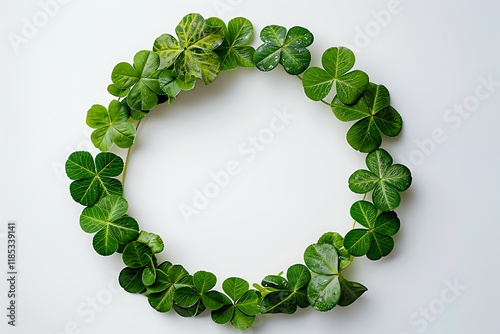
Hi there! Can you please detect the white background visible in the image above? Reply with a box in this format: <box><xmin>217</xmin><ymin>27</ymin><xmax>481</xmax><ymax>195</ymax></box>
<box><xmin>1</xmin><ymin>0</ymin><xmax>500</xmax><ymax>333</ymax></box>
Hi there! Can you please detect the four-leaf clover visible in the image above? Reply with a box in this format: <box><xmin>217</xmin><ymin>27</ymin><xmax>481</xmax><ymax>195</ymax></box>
<box><xmin>65</xmin><ymin>151</ymin><xmax>124</xmax><ymax>206</ymax></box>
<box><xmin>86</xmin><ymin>100</ymin><xmax>136</xmax><ymax>151</ymax></box>
<box><xmin>302</xmin><ymin>47</ymin><xmax>369</xmax><ymax>104</ymax></box>
<box><xmin>153</xmin><ymin>13</ymin><xmax>224</xmax><ymax>84</ymax></box>
<box><xmin>344</xmin><ymin>200</ymin><xmax>400</xmax><ymax>260</ymax></box>
<box><xmin>206</xmin><ymin>16</ymin><xmax>256</xmax><ymax>71</ymax></box>
<box><xmin>111</xmin><ymin>50</ymin><xmax>165</xmax><ymax>111</ymax></box>
<box><xmin>331</xmin><ymin>83</ymin><xmax>402</xmax><ymax>152</ymax></box>
<box><xmin>79</xmin><ymin>195</ymin><xmax>139</xmax><ymax>256</ymax></box>
<box><xmin>349</xmin><ymin>149</ymin><xmax>412</xmax><ymax>211</ymax></box>
<box><xmin>254</xmin><ymin>25</ymin><xmax>313</xmax><ymax>75</ymax></box>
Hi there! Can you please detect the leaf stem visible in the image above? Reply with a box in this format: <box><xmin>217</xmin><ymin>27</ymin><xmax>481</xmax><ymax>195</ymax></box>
<box><xmin>122</xmin><ymin>119</ymin><xmax>142</xmax><ymax>187</ymax></box>
<box><xmin>351</xmin><ymin>193</ymin><xmax>367</xmax><ymax>229</ymax></box>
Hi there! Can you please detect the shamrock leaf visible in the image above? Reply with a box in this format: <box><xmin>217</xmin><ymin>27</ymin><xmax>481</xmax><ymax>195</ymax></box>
<box><xmin>173</xmin><ymin>271</ymin><xmax>225</xmax><ymax>317</ymax></box>
<box><xmin>147</xmin><ymin>263</ymin><xmax>194</xmax><ymax>313</ymax></box>
<box><xmin>157</xmin><ymin>69</ymin><xmax>196</xmax><ymax>99</ymax></box>
<box><xmin>330</xmin><ymin>83</ymin><xmax>402</xmax><ymax>152</ymax></box>
<box><xmin>79</xmin><ymin>195</ymin><xmax>139</xmax><ymax>256</ymax></box>
<box><xmin>153</xmin><ymin>13</ymin><xmax>224</xmax><ymax>85</ymax></box>
<box><xmin>66</xmin><ymin>151</ymin><xmax>124</xmax><ymax>206</ymax></box>
<box><xmin>86</xmin><ymin>100</ymin><xmax>136</xmax><ymax>152</ymax></box>
<box><xmin>349</xmin><ymin>149</ymin><xmax>412</xmax><ymax>211</ymax></box>
<box><xmin>119</xmin><ymin>266</ymin><xmax>146</xmax><ymax>293</ymax></box>
<box><xmin>211</xmin><ymin>277</ymin><xmax>260</xmax><ymax>330</ymax></box>
<box><xmin>206</xmin><ymin>17</ymin><xmax>255</xmax><ymax>71</ymax></box>
<box><xmin>257</xmin><ymin>264</ymin><xmax>311</xmax><ymax>314</ymax></box>
<box><xmin>344</xmin><ymin>200</ymin><xmax>401</xmax><ymax>260</ymax></box>
<box><xmin>254</xmin><ymin>25</ymin><xmax>313</xmax><ymax>75</ymax></box>
<box><xmin>111</xmin><ymin>50</ymin><xmax>165</xmax><ymax>111</ymax></box>
<box><xmin>304</xmin><ymin>243</ymin><xmax>341</xmax><ymax>311</ymax></box>
<box><xmin>107</xmin><ymin>84</ymin><xmax>130</xmax><ymax>98</ymax></box>
<box><xmin>302</xmin><ymin>47</ymin><xmax>369</xmax><ymax>104</ymax></box>
<box><xmin>318</xmin><ymin>232</ymin><xmax>353</xmax><ymax>270</ymax></box>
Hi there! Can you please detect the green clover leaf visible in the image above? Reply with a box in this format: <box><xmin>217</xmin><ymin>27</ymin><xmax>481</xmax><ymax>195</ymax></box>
<box><xmin>331</xmin><ymin>83</ymin><xmax>402</xmax><ymax>152</ymax></box>
<box><xmin>349</xmin><ymin>149</ymin><xmax>412</xmax><ymax>211</ymax></box>
<box><xmin>107</xmin><ymin>84</ymin><xmax>130</xmax><ymax>98</ymax></box>
<box><xmin>173</xmin><ymin>271</ymin><xmax>225</xmax><ymax>317</ymax></box>
<box><xmin>254</xmin><ymin>25</ymin><xmax>313</xmax><ymax>75</ymax></box>
<box><xmin>86</xmin><ymin>100</ymin><xmax>136</xmax><ymax>151</ymax></box>
<box><xmin>317</xmin><ymin>232</ymin><xmax>353</xmax><ymax>270</ymax></box>
<box><xmin>302</xmin><ymin>47</ymin><xmax>369</xmax><ymax>104</ymax></box>
<box><xmin>137</xmin><ymin>231</ymin><xmax>164</xmax><ymax>254</ymax></box>
<box><xmin>257</xmin><ymin>264</ymin><xmax>311</xmax><ymax>314</ymax></box>
<box><xmin>111</xmin><ymin>50</ymin><xmax>165</xmax><ymax>111</ymax></box>
<box><xmin>211</xmin><ymin>277</ymin><xmax>260</xmax><ymax>330</ymax></box>
<box><xmin>147</xmin><ymin>264</ymin><xmax>194</xmax><ymax>313</ymax></box>
<box><xmin>79</xmin><ymin>195</ymin><xmax>139</xmax><ymax>256</ymax></box>
<box><xmin>153</xmin><ymin>13</ymin><xmax>224</xmax><ymax>85</ymax></box>
<box><xmin>65</xmin><ymin>151</ymin><xmax>124</xmax><ymax>206</ymax></box>
<box><xmin>344</xmin><ymin>200</ymin><xmax>401</xmax><ymax>260</ymax></box>
<box><xmin>303</xmin><ymin>243</ymin><xmax>341</xmax><ymax>311</ymax></box>
<box><xmin>206</xmin><ymin>17</ymin><xmax>255</xmax><ymax>71</ymax></box>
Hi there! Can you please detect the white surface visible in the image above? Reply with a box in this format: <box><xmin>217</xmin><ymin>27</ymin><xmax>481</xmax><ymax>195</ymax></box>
<box><xmin>1</xmin><ymin>0</ymin><xmax>500</xmax><ymax>333</ymax></box>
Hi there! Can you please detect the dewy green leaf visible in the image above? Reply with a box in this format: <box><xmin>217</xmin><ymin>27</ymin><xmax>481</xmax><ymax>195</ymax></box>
<box><xmin>344</xmin><ymin>200</ymin><xmax>401</xmax><ymax>260</ymax></box>
<box><xmin>304</xmin><ymin>243</ymin><xmax>339</xmax><ymax>275</ymax></box>
<box><xmin>153</xmin><ymin>13</ymin><xmax>224</xmax><ymax>84</ymax></box>
<box><xmin>317</xmin><ymin>233</ymin><xmax>353</xmax><ymax>270</ymax></box>
<box><xmin>307</xmin><ymin>274</ymin><xmax>341</xmax><ymax>312</ymax></box>
<box><xmin>302</xmin><ymin>47</ymin><xmax>369</xmax><ymax>104</ymax></box>
<box><xmin>260</xmin><ymin>264</ymin><xmax>311</xmax><ymax>314</ymax></box>
<box><xmin>254</xmin><ymin>25</ymin><xmax>313</xmax><ymax>75</ymax></box>
<box><xmin>86</xmin><ymin>100</ymin><xmax>136</xmax><ymax>151</ymax></box>
<box><xmin>66</xmin><ymin>151</ymin><xmax>124</xmax><ymax>206</ymax></box>
<box><xmin>208</xmin><ymin>17</ymin><xmax>255</xmax><ymax>71</ymax></box>
<box><xmin>348</xmin><ymin>149</ymin><xmax>412</xmax><ymax>211</ymax></box>
<box><xmin>331</xmin><ymin>83</ymin><xmax>402</xmax><ymax>152</ymax></box>
<box><xmin>79</xmin><ymin>195</ymin><xmax>139</xmax><ymax>256</ymax></box>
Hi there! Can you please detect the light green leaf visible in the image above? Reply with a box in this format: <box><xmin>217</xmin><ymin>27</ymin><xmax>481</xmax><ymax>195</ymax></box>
<box><xmin>107</xmin><ymin>84</ymin><xmax>130</xmax><ymax>98</ymax></box>
<box><xmin>86</xmin><ymin>100</ymin><xmax>135</xmax><ymax>151</ymax></box>
<box><xmin>236</xmin><ymin>290</ymin><xmax>260</xmax><ymax>316</ymax></box>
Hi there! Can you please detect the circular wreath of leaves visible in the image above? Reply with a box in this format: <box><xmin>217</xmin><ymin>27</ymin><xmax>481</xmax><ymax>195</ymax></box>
<box><xmin>65</xmin><ymin>13</ymin><xmax>412</xmax><ymax>330</ymax></box>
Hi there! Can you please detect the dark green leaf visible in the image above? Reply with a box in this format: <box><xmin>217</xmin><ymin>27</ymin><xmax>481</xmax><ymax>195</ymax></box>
<box><xmin>202</xmin><ymin>290</ymin><xmax>224</xmax><ymax>311</ymax></box>
<box><xmin>254</xmin><ymin>25</ymin><xmax>313</xmax><ymax>75</ymax></box>
<box><xmin>174</xmin><ymin>299</ymin><xmax>206</xmax><ymax>317</ymax></box>
<box><xmin>230</xmin><ymin>308</ymin><xmax>256</xmax><ymax>330</ymax></box>
<box><xmin>236</xmin><ymin>290</ymin><xmax>260</xmax><ymax>316</ymax></box>
<box><xmin>174</xmin><ymin>287</ymin><xmax>201</xmax><ymax>308</ymax></box>
<box><xmin>344</xmin><ymin>229</ymin><xmax>372</xmax><ymax>256</ymax></box>
<box><xmin>119</xmin><ymin>267</ymin><xmax>145</xmax><ymax>293</ymax></box>
<box><xmin>338</xmin><ymin>276</ymin><xmax>367</xmax><ymax>307</ymax></box>
<box><xmin>193</xmin><ymin>271</ymin><xmax>217</xmax><ymax>293</ymax></box>
<box><xmin>122</xmin><ymin>241</ymin><xmax>153</xmax><ymax>268</ymax></box>
<box><xmin>211</xmin><ymin>294</ymin><xmax>234</xmax><ymax>324</ymax></box>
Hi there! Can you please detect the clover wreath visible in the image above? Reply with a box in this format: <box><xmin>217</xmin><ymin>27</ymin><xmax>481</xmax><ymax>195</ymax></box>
<box><xmin>65</xmin><ymin>13</ymin><xmax>412</xmax><ymax>330</ymax></box>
